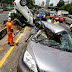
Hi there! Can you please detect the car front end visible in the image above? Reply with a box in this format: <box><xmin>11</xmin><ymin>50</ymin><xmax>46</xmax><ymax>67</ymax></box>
<box><xmin>17</xmin><ymin>40</ymin><xmax>72</xmax><ymax>72</ymax></box>
<box><xmin>17</xmin><ymin>24</ymin><xmax>72</xmax><ymax>72</ymax></box>
<box><xmin>17</xmin><ymin>49</ymin><xmax>31</xmax><ymax>72</ymax></box>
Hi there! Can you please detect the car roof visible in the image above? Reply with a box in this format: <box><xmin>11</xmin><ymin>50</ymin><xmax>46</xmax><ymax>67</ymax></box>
<box><xmin>42</xmin><ymin>21</ymin><xmax>67</xmax><ymax>34</ymax></box>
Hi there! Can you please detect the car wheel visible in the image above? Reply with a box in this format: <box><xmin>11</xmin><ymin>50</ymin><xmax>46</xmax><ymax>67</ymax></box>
<box><xmin>20</xmin><ymin>0</ymin><xmax>27</xmax><ymax>6</ymax></box>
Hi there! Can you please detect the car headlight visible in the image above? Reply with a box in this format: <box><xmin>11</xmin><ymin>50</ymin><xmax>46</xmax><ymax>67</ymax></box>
<box><xmin>23</xmin><ymin>50</ymin><xmax>38</xmax><ymax>72</ymax></box>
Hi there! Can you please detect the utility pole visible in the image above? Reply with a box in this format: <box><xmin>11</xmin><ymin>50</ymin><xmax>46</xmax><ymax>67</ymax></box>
<box><xmin>37</xmin><ymin>0</ymin><xmax>38</xmax><ymax>5</ymax></box>
<box><xmin>45</xmin><ymin>0</ymin><xmax>50</xmax><ymax>8</ymax></box>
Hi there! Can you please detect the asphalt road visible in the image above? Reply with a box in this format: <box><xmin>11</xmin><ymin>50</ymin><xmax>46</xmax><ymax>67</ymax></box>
<box><xmin>0</xmin><ymin>26</ymin><xmax>31</xmax><ymax>72</ymax></box>
<box><xmin>0</xmin><ymin>11</ymin><xmax>9</xmax><ymax>25</ymax></box>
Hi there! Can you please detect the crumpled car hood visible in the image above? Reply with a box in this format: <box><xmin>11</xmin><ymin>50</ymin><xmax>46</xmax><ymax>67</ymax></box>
<box><xmin>27</xmin><ymin>41</ymin><xmax>72</xmax><ymax>72</ymax></box>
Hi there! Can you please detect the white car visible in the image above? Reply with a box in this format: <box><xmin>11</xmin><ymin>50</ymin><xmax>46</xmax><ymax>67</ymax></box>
<box><xmin>14</xmin><ymin>0</ymin><xmax>34</xmax><ymax>26</ymax></box>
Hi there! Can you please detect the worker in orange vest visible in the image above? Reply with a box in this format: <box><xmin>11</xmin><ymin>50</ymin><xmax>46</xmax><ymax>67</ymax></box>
<box><xmin>6</xmin><ymin>17</ymin><xmax>14</xmax><ymax>46</ymax></box>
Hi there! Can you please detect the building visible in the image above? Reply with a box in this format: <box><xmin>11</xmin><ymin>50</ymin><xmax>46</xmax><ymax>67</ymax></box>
<box><xmin>69</xmin><ymin>0</ymin><xmax>72</xmax><ymax>3</ymax></box>
<box><xmin>65</xmin><ymin>0</ymin><xmax>72</xmax><ymax>5</ymax></box>
<box><xmin>40</xmin><ymin>1</ymin><xmax>45</xmax><ymax>7</ymax></box>
<box><xmin>45</xmin><ymin>0</ymin><xmax>50</xmax><ymax>8</ymax></box>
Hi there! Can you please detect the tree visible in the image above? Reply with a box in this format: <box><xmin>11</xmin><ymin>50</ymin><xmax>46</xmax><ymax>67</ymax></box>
<box><xmin>0</xmin><ymin>0</ymin><xmax>14</xmax><ymax>6</ymax></box>
<box><xmin>57</xmin><ymin>0</ymin><xmax>64</xmax><ymax>7</ymax></box>
<box><xmin>58</xmin><ymin>3</ymin><xmax>72</xmax><ymax>14</ymax></box>
<box><xmin>40</xmin><ymin>1</ymin><xmax>45</xmax><ymax>7</ymax></box>
<box><xmin>26</xmin><ymin>0</ymin><xmax>35</xmax><ymax>8</ymax></box>
<box><xmin>26</xmin><ymin>0</ymin><xmax>35</xmax><ymax>6</ymax></box>
<box><xmin>50</xmin><ymin>3</ymin><xmax>53</xmax><ymax>6</ymax></box>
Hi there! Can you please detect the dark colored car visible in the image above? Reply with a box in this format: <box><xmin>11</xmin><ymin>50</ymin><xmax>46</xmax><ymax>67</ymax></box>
<box><xmin>36</xmin><ymin>12</ymin><xmax>46</xmax><ymax>20</ymax></box>
<box><xmin>34</xmin><ymin>10</ymin><xmax>40</xmax><ymax>16</ymax></box>
<box><xmin>17</xmin><ymin>21</ymin><xmax>72</xmax><ymax>72</ymax></box>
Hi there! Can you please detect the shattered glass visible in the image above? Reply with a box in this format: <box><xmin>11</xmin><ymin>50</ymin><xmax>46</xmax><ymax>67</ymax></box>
<box><xmin>31</xmin><ymin>27</ymin><xmax>72</xmax><ymax>52</ymax></box>
<box><xmin>60</xmin><ymin>33</ymin><xmax>72</xmax><ymax>51</ymax></box>
<box><xmin>34</xmin><ymin>32</ymin><xmax>72</xmax><ymax>52</ymax></box>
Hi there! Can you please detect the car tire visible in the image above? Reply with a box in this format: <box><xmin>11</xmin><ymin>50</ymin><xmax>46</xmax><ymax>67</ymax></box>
<box><xmin>20</xmin><ymin>0</ymin><xmax>26</xmax><ymax>6</ymax></box>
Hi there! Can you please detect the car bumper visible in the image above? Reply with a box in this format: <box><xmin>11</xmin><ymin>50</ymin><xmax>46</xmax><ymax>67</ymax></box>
<box><xmin>17</xmin><ymin>50</ymin><xmax>30</xmax><ymax>72</ymax></box>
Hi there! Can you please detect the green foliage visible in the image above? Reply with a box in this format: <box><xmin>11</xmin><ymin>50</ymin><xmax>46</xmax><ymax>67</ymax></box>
<box><xmin>57</xmin><ymin>0</ymin><xmax>65</xmax><ymax>7</ymax></box>
<box><xmin>31</xmin><ymin>9</ymin><xmax>37</xmax><ymax>14</ymax></box>
<box><xmin>15</xmin><ymin>13</ymin><xmax>22</xmax><ymax>18</ymax></box>
<box><xmin>1</xmin><ymin>0</ymin><xmax>14</xmax><ymax>4</ymax></box>
<box><xmin>58</xmin><ymin>6</ymin><xmax>65</xmax><ymax>10</ymax></box>
<box><xmin>26</xmin><ymin>0</ymin><xmax>35</xmax><ymax>5</ymax></box>
<box><xmin>26</xmin><ymin>0</ymin><xmax>35</xmax><ymax>9</ymax></box>
<box><xmin>58</xmin><ymin>3</ymin><xmax>72</xmax><ymax>14</ymax></box>
<box><xmin>1</xmin><ymin>0</ymin><xmax>35</xmax><ymax>9</ymax></box>
<box><xmin>3</xmin><ymin>3</ymin><xmax>6</xmax><ymax>8</ymax></box>
<box><xmin>64</xmin><ymin>3</ymin><xmax>72</xmax><ymax>11</ymax></box>
<box><xmin>11</xmin><ymin>13</ymin><xmax>22</xmax><ymax>20</ymax></box>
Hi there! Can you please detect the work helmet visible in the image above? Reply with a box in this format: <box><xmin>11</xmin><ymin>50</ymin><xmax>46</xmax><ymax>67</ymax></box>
<box><xmin>8</xmin><ymin>17</ymin><xmax>11</xmax><ymax>22</ymax></box>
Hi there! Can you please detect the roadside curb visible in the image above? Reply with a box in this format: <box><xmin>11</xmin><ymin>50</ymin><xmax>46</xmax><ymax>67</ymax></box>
<box><xmin>0</xmin><ymin>27</ymin><xmax>7</xmax><ymax>40</ymax></box>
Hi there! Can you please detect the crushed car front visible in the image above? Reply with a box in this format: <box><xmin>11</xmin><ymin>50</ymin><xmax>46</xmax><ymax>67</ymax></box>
<box><xmin>17</xmin><ymin>32</ymin><xmax>72</xmax><ymax>72</ymax></box>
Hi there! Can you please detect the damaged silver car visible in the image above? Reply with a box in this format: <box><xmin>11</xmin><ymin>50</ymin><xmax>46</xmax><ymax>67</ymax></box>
<box><xmin>17</xmin><ymin>21</ymin><xmax>72</xmax><ymax>72</ymax></box>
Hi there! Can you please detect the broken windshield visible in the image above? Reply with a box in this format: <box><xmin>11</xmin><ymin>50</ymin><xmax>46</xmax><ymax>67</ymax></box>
<box><xmin>60</xmin><ymin>32</ymin><xmax>72</xmax><ymax>51</ymax></box>
<box><xmin>34</xmin><ymin>31</ymin><xmax>72</xmax><ymax>52</ymax></box>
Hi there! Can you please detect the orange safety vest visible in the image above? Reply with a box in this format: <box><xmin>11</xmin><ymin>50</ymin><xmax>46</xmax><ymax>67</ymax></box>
<box><xmin>6</xmin><ymin>21</ymin><xmax>13</xmax><ymax>45</ymax></box>
<box><xmin>6</xmin><ymin>22</ymin><xmax>13</xmax><ymax>33</ymax></box>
